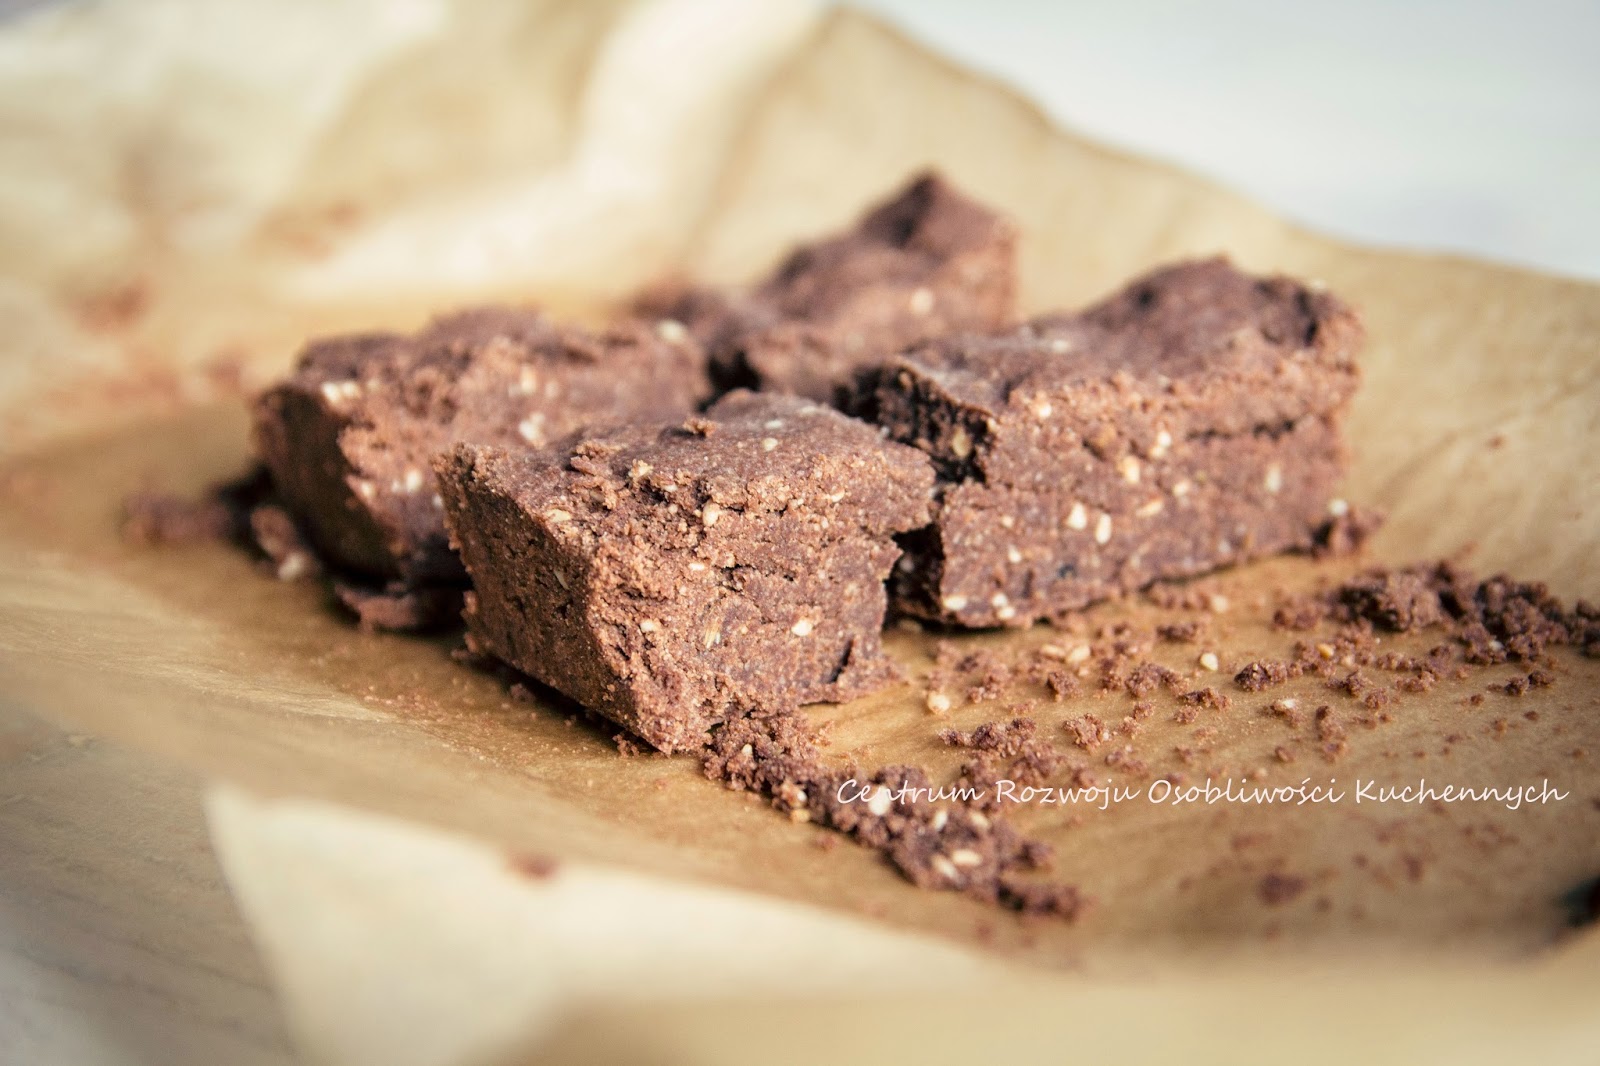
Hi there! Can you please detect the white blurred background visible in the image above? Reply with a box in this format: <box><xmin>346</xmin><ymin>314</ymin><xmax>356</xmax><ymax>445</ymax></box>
<box><xmin>2</xmin><ymin>0</ymin><xmax>1594</xmax><ymax>280</ymax></box>
<box><xmin>856</xmin><ymin>0</ymin><xmax>1600</xmax><ymax>280</ymax></box>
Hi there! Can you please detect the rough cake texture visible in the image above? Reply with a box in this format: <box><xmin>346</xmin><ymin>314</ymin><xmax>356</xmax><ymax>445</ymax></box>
<box><xmin>436</xmin><ymin>391</ymin><xmax>937</xmax><ymax>753</ymax></box>
<box><xmin>852</xmin><ymin>257</ymin><xmax>1364</xmax><ymax>627</ymax></box>
<box><xmin>640</xmin><ymin>171</ymin><xmax>1016</xmax><ymax>403</ymax></box>
<box><xmin>253</xmin><ymin>307</ymin><xmax>711</xmax><ymax>587</ymax></box>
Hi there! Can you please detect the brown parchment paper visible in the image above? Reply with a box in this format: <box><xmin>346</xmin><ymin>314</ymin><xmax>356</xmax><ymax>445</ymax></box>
<box><xmin>1</xmin><ymin>2</ymin><xmax>1598</xmax><ymax>1063</ymax></box>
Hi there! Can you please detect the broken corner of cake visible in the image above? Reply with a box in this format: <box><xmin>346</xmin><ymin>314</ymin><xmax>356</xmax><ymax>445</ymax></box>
<box><xmin>435</xmin><ymin>390</ymin><xmax>937</xmax><ymax>753</ymax></box>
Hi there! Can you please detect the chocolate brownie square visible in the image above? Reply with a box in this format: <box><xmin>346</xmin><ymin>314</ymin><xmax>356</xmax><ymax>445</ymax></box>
<box><xmin>253</xmin><ymin>308</ymin><xmax>711</xmax><ymax>592</ymax></box>
<box><xmin>436</xmin><ymin>391</ymin><xmax>936</xmax><ymax>753</ymax></box>
<box><xmin>852</xmin><ymin>257</ymin><xmax>1363</xmax><ymax>627</ymax></box>
<box><xmin>641</xmin><ymin>171</ymin><xmax>1016</xmax><ymax>403</ymax></box>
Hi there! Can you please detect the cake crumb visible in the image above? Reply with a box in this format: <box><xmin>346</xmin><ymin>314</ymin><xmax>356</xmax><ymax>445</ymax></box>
<box><xmin>1259</xmin><ymin>872</ymin><xmax>1308</xmax><ymax>905</ymax></box>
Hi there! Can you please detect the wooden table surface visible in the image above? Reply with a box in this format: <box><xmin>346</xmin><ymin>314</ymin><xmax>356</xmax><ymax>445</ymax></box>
<box><xmin>0</xmin><ymin>705</ymin><xmax>296</xmax><ymax>1065</ymax></box>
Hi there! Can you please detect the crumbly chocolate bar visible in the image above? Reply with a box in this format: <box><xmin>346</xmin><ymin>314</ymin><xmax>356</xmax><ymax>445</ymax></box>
<box><xmin>643</xmin><ymin>171</ymin><xmax>1015</xmax><ymax>402</ymax></box>
<box><xmin>436</xmin><ymin>390</ymin><xmax>936</xmax><ymax>753</ymax></box>
<box><xmin>253</xmin><ymin>307</ymin><xmax>710</xmax><ymax>588</ymax></box>
<box><xmin>852</xmin><ymin>257</ymin><xmax>1363</xmax><ymax>627</ymax></box>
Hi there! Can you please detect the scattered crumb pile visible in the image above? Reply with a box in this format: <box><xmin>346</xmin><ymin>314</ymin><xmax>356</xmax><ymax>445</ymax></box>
<box><xmin>121</xmin><ymin>484</ymin><xmax>1596</xmax><ymax>924</ymax></box>
<box><xmin>701</xmin><ymin>708</ymin><xmax>1085</xmax><ymax>918</ymax></box>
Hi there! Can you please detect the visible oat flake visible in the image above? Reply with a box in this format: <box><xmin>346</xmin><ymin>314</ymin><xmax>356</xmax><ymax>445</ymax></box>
<box><xmin>949</xmin><ymin>426</ymin><xmax>973</xmax><ymax>459</ymax></box>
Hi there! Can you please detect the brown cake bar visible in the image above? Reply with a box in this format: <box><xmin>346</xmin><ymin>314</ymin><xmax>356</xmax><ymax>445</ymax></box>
<box><xmin>640</xmin><ymin>171</ymin><xmax>1016</xmax><ymax>403</ymax></box>
<box><xmin>253</xmin><ymin>307</ymin><xmax>711</xmax><ymax>589</ymax></box>
<box><xmin>436</xmin><ymin>391</ymin><xmax>936</xmax><ymax>753</ymax></box>
<box><xmin>852</xmin><ymin>257</ymin><xmax>1364</xmax><ymax>628</ymax></box>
